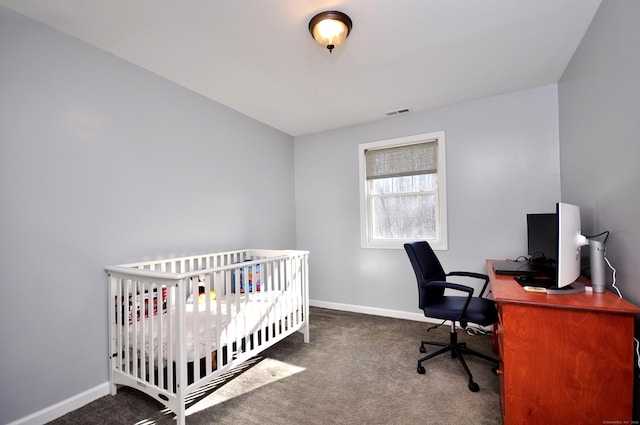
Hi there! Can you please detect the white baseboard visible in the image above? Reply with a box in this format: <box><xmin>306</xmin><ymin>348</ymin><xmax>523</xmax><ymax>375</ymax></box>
<box><xmin>308</xmin><ymin>299</ymin><xmax>493</xmax><ymax>332</ymax></box>
<box><xmin>8</xmin><ymin>382</ymin><xmax>110</xmax><ymax>425</ymax></box>
<box><xmin>309</xmin><ymin>299</ymin><xmax>441</xmax><ymax>324</ymax></box>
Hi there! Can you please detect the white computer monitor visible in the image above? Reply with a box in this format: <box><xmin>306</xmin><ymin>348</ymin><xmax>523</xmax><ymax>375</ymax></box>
<box><xmin>556</xmin><ymin>202</ymin><xmax>588</xmax><ymax>288</ymax></box>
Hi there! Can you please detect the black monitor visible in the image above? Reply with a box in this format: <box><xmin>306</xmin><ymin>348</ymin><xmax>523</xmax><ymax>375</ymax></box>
<box><xmin>526</xmin><ymin>213</ymin><xmax>557</xmax><ymax>266</ymax></box>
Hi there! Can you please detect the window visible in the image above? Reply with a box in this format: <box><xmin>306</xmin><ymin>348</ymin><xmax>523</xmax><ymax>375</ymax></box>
<box><xmin>359</xmin><ymin>131</ymin><xmax>447</xmax><ymax>250</ymax></box>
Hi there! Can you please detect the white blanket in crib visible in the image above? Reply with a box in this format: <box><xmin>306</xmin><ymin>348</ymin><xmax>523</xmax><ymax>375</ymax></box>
<box><xmin>125</xmin><ymin>293</ymin><xmax>299</xmax><ymax>362</ymax></box>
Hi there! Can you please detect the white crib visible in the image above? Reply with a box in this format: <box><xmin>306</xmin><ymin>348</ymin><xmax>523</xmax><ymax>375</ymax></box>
<box><xmin>106</xmin><ymin>249</ymin><xmax>309</xmax><ymax>425</ymax></box>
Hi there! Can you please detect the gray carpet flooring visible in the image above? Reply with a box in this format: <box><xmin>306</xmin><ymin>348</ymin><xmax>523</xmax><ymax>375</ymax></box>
<box><xmin>48</xmin><ymin>307</ymin><xmax>502</xmax><ymax>424</ymax></box>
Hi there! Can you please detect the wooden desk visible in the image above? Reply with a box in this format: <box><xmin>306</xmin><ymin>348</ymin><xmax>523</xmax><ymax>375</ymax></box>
<box><xmin>487</xmin><ymin>260</ymin><xmax>640</xmax><ymax>425</ymax></box>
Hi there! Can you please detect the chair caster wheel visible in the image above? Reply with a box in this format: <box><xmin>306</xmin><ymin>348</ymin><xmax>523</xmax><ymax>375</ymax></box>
<box><xmin>419</xmin><ymin>346</ymin><xmax>426</xmax><ymax>353</ymax></box>
<box><xmin>417</xmin><ymin>365</ymin><xmax>426</xmax><ymax>374</ymax></box>
<box><xmin>468</xmin><ymin>382</ymin><xmax>480</xmax><ymax>392</ymax></box>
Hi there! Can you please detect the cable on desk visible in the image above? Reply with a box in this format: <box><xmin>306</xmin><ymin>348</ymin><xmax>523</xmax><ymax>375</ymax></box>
<box><xmin>636</xmin><ymin>339</ymin><xmax>640</xmax><ymax>378</ymax></box>
<box><xmin>605</xmin><ymin>256</ymin><xmax>622</xmax><ymax>298</ymax></box>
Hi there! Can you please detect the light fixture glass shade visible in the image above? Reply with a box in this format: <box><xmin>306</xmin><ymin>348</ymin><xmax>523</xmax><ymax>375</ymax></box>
<box><xmin>309</xmin><ymin>11</ymin><xmax>352</xmax><ymax>53</ymax></box>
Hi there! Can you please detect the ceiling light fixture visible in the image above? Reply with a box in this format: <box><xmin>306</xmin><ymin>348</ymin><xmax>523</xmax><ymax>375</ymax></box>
<box><xmin>308</xmin><ymin>11</ymin><xmax>353</xmax><ymax>53</ymax></box>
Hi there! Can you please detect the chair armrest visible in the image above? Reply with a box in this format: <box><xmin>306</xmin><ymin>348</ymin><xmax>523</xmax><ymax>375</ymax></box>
<box><xmin>421</xmin><ymin>280</ymin><xmax>473</xmax><ymax>295</ymax></box>
<box><xmin>447</xmin><ymin>271</ymin><xmax>491</xmax><ymax>298</ymax></box>
<box><xmin>447</xmin><ymin>271</ymin><xmax>488</xmax><ymax>280</ymax></box>
<box><xmin>420</xmin><ymin>281</ymin><xmax>474</xmax><ymax>324</ymax></box>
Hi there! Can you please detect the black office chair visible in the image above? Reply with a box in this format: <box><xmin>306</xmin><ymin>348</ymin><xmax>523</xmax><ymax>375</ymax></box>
<box><xmin>404</xmin><ymin>241</ymin><xmax>498</xmax><ymax>392</ymax></box>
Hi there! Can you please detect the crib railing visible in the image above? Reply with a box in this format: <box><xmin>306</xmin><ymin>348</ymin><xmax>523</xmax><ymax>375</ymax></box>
<box><xmin>106</xmin><ymin>249</ymin><xmax>309</xmax><ymax>424</ymax></box>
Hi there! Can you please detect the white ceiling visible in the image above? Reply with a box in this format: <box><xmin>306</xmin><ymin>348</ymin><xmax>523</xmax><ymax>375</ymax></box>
<box><xmin>1</xmin><ymin>0</ymin><xmax>602</xmax><ymax>136</ymax></box>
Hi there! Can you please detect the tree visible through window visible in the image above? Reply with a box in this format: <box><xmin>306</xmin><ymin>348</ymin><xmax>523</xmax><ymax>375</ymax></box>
<box><xmin>369</xmin><ymin>174</ymin><xmax>437</xmax><ymax>239</ymax></box>
<box><xmin>359</xmin><ymin>132</ymin><xmax>447</xmax><ymax>249</ymax></box>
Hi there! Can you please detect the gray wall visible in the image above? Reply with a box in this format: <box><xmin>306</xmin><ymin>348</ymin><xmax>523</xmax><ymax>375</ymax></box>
<box><xmin>558</xmin><ymin>0</ymin><xmax>640</xmax><ymax>416</ymax></box>
<box><xmin>0</xmin><ymin>7</ymin><xmax>296</xmax><ymax>424</ymax></box>
<box><xmin>295</xmin><ymin>85</ymin><xmax>562</xmax><ymax>315</ymax></box>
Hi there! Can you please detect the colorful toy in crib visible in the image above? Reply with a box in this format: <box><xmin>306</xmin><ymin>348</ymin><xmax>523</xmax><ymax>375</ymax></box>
<box><xmin>232</xmin><ymin>263</ymin><xmax>261</xmax><ymax>293</ymax></box>
<box><xmin>187</xmin><ymin>287</ymin><xmax>216</xmax><ymax>304</ymax></box>
<box><xmin>187</xmin><ymin>274</ymin><xmax>216</xmax><ymax>304</ymax></box>
<box><xmin>196</xmin><ymin>274</ymin><xmax>215</xmax><ymax>302</ymax></box>
<box><xmin>198</xmin><ymin>290</ymin><xmax>216</xmax><ymax>303</ymax></box>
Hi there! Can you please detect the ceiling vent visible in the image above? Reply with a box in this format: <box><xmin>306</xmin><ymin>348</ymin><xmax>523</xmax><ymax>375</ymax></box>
<box><xmin>385</xmin><ymin>108</ymin><xmax>411</xmax><ymax>116</ymax></box>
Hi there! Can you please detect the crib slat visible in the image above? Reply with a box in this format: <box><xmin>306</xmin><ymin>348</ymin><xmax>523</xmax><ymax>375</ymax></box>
<box><xmin>166</xmin><ymin>284</ymin><xmax>174</xmax><ymax>393</ymax></box>
<box><xmin>126</xmin><ymin>278</ymin><xmax>134</xmax><ymax>377</ymax></box>
<box><xmin>157</xmin><ymin>264</ymin><xmax>166</xmax><ymax>390</ymax></box>
<box><xmin>203</xmin><ymin>272</ymin><xmax>212</xmax><ymax>376</ymax></box>
<box><xmin>192</xmin><ymin>275</ymin><xmax>200</xmax><ymax>381</ymax></box>
<box><xmin>123</xmin><ymin>278</ymin><xmax>130</xmax><ymax>375</ymax></box>
<box><xmin>143</xmin><ymin>281</ymin><xmax>151</xmax><ymax>382</ymax></box>
<box><xmin>130</xmin><ymin>279</ymin><xmax>138</xmax><ymax>378</ymax></box>
<box><xmin>148</xmin><ymin>282</ymin><xmax>155</xmax><ymax>385</ymax></box>
<box><xmin>134</xmin><ymin>280</ymin><xmax>141</xmax><ymax>379</ymax></box>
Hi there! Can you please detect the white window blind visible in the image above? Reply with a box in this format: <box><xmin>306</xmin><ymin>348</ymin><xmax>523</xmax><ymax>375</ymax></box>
<box><xmin>365</xmin><ymin>141</ymin><xmax>438</xmax><ymax>180</ymax></box>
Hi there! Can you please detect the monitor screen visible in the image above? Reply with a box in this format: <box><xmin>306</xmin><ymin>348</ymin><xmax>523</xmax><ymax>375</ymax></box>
<box><xmin>526</xmin><ymin>213</ymin><xmax>557</xmax><ymax>265</ymax></box>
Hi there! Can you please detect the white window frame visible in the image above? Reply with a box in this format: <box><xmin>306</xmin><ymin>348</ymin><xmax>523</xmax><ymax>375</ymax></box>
<box><xmin>358</xmin><ymin>131</ymin><xmax>448</xmax><ymax>250</ymax></box>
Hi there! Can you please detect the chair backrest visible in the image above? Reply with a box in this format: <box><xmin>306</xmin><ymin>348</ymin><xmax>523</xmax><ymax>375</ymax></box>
<box><xmin>404</xmin><ymin>241</ymin><xmax>447</xmax><ymax>308</ymax></box>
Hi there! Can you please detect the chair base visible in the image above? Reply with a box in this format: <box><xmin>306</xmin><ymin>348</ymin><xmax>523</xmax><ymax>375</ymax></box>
<box><xmin>417</xmin><ymin>328</ymin><xmax>498</xmax><ymax>392</ymax></box>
